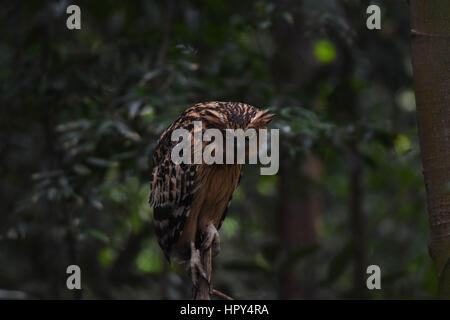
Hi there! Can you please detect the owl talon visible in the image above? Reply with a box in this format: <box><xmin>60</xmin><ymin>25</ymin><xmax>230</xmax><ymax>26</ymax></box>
<box><xmin>190</xmin><ymin>242</ymin><xmax>208</xmax><ymax>286</ymax></box>
<box><xmin>201</xmin><ymin>224</ymin><xmax>221</xmax><ymax>256</ymax></box>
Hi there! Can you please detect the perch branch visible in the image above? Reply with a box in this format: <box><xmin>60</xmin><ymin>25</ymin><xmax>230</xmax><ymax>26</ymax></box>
<box><xmin>191</xmin><ymin>247</ymin><xmax>235</xmax><ymax>300</ymax></box>
<box><xmin>192</xmin><ymin>247</ymin><xmax>212</xmax><ymax>300</ymax></box>
<box><xmin>212</xmin><ymin>289</ymin><xmax>234</xmax><ymax>300</ymax></box>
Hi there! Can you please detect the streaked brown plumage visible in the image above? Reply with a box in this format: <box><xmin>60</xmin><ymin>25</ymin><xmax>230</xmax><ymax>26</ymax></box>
<box><xmin>149</xmin><ymin>101</ymin><xmax>274</xmax><ymax>281</ymax></box>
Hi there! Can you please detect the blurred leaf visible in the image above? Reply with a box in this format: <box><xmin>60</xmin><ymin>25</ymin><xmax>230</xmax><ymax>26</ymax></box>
<box><xmin>314</xmin><ymin>40</ymin><xmax>336</xmax><ymax>64</ymax></box>
<box><xmin>255</xmin><ymin>253</ymin><xmax>271</xmax><ymax>271</ymax></box>
<box><xmin>31</xmin><ymin>170</ymin><xmax>63</xmax><ymax>181</ymax></box>
<box><xmin>396</xmin><ymin>89</ymin><xmax>416</xmax><ymax>112</ymax></box>
<box><xmin>140</xmin><ymin>105</ymin><xmax>155</xmax><ymax>120</ymax></box>
<box><xmin>282</xmin><ymin>12</ymin><xmax>294</xmax><ymax>25</ymax></box>
<box><xmin>73</xmin><ymin>164</ymin><xmax>91</xmax><ymax>176</ymax></box>
<box><xmin>99</xmin><ymin>248</ymin><xmax>116</xmax><ymax>267</ymax></box>
<box><xmin>136</xmin><ymin>246</ymin><xmax>164</xmax><ymax>274</ymax></box>
<box><xmin>142</xmin><ymin>68</ymin><xmax>163</xmax><ymax>81</ymax></box>
<box><xmin>257</xmin><ymin>175</ymin><xmax>278</xmax><ymax>196</ymax></box>
<box><xmin>86</xmin><ymin>157</ymin><xmax>119</xmax><ymax>168</ymax></box>
<box><xmin>222</xmin><ymin>216</ymin><xmax>239</xmax><ymax>238</ymax></box>
<box><xmin>89</xmin><ymin>230</ymin><xmax>110</xmax><ymax>244</ymax></box>
<box><xmin>394</xmin><ymin>134</ymin><xmax>412</xmax><ymax>155</ymax></box>
<box><xmin>55</xmin><ymin>119</ymin><xmax>92</xmax><ymax>132</ymax></box>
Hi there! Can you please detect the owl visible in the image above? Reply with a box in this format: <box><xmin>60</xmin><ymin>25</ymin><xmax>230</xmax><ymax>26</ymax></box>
<box><xmin>149</xmin><ymin>101</ymin><xmax>275</xmax><ymax>284</ymax></box>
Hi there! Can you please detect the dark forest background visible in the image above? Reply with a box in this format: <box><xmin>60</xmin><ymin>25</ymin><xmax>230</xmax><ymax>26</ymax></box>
<box><xmin>0</xmin><ymin>0</ymin><xmax>435</xmax><ymax>299</ymax></box>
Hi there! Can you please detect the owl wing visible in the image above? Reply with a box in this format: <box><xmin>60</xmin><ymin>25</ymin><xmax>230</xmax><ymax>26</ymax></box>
<box><xmin>149</xmin><ymin>119</ymin><xmax>199</xmax><ymax>261</ymax></box>
<box><xmin>217</xmin><ymin>171</ymin><xmax>242</xmax><ymax>231</ymax></box>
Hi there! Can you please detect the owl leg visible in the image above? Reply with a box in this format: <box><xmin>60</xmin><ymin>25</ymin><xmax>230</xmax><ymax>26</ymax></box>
<box><xmin>201</xmin><ymin>223</ymin><xmax>221</xmax><ymax>256</ymax></box>
<box><xmin>190</xmin><ymin>241</ymin><xmax>207</xmax><ymax>287</ymax></box>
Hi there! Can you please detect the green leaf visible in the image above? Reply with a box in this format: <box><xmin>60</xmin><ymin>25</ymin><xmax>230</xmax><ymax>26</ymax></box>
<box><xmin>282</xmin><ymin>12</ymin><xmax>294</xmax><ymax>25</ymax></box>
<box><xmin>394</xmin><ymin>134</ymin><xmax>412</xmax><ymax>155</ymax></box>
<box><xmin>314</xmin><ymin>40</ymin><xmax>336</xmax><ymax>64</ymax></box>
<box><xmin>73</xmin><ymin>164</ymin><xmax>91</xmax><ymax>176</ymax></box>
<box><xmin>89</xmin><ymin>230</ymin><xmax>110</xmax><ymax>244</ymax></box>
<box><xmin>257</xmin><ymin>175</ymin><xmax>278</xmax><ymax>196</ymax></box>
<box><xmin>136</xmin><ymin>248</ymin><xmax>164</xmax><ymax>274</ymax></box>
<box><xmin>99</xmin><ymin>248</ymin><xmax>116</xmax><ymax>267</ymax></box>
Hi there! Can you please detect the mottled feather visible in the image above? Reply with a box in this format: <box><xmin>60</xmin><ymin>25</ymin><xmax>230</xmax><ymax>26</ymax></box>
<box><xmin>149</xmin><ymin>101</ymin><xmax>274</xmax><ymax>261</ymax></box>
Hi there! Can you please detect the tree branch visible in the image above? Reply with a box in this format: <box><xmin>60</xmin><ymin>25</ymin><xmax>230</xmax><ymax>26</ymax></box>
<box><xmin>192</xmin><ymin>248</ymin><xmax>212</xmax><ymax>300</ymax></box>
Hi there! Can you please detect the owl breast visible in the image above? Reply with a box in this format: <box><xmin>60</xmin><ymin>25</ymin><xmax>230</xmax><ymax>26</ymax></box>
<box><xmin>171</xmin><ymin>164</ymin><xmax>242</xmax><ymax>260</ymax></box>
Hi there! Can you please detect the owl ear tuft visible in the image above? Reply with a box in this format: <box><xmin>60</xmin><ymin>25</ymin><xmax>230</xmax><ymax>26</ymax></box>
<box><xmin>251</xmin><ymin>109</ymin><xmax>276</xmax><ymax>127</ymax></box>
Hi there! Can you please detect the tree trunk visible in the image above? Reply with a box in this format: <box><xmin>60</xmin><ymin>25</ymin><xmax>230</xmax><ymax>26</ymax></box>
<box><xmin>269</xmin><ymin>0</ymin><xmax>322</xmax><ymax>299</ymax></box>
<box><xmin>410</xmin><ymin>0</ymin><xmax>450</xmax><ymax>296</ymax></box>
<box><xmin>350</xmin><ymin>166</ymin><xmax>366</xmax><ymax>298</ymax></box>
<box><xmin>276</xmin><ymin>152</ymin><xmax>322</xmax><ymax>299</ymax></box>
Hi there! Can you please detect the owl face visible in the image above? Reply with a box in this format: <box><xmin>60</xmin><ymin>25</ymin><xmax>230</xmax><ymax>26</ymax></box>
<box><xmin>218</xmin><ymin>110</ymin><xmax>275</xmax><ymax>164</ymax></box>
<box><xmin>168</xmin><ymin>102</ymin><xmax>276</xmax><ymax>166</ymax></box>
